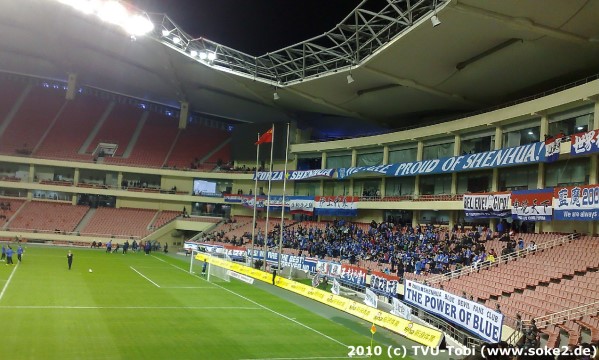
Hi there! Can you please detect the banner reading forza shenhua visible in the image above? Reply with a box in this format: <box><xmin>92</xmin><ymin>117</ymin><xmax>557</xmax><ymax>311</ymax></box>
<box><xmin>338</xmin><ymin>142</ymin><xmax>545</xmax><ymax>179</ymax></box>
<box><xmin>511</xmin><ymin>188</ymin><xmax>553</xmax><ymax>221</ymax></box>
<box><xmin>253</xmin><ymin>169</ymin><xmax>335</xmax><ymax>181</ymax></box>
<box><xmin>404</xmin><ymin>280</ymin><xmax>503</xmax><ymax>343</ymax></box>
<box><xmin>463</xmin><ymin>193</ymin><xmax>511</xmax><ymax>218</ymax></box>
<box><xmin>553</xmin><ymin>185</ymin><xmax>599</xmax><ymax>221</ymax></box>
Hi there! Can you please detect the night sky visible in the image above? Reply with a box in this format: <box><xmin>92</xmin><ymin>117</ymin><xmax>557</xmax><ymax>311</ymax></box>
<box><xmin>132</xmin><ymin>0</ymin><xmax>360</xmax><ymax>55</ymax></box>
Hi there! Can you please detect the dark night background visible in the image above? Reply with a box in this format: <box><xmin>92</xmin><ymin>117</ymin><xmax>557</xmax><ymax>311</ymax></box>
<box><xmin>132</xmin><ymin>0</ymin><xmax>360</xmax><ymax>55</ymax></box>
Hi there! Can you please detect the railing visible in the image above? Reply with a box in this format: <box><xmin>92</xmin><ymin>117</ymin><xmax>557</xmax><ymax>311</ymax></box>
<box><xmin>532</xmin><ymin>301</ymin><xmax>599</xmax><ymax>328</ymax></box>
<box><xmin>425</xmin><ymin>233</ymin><xmax>577</xmax><ymax>284</ymax></box>
<box><xmin>3</xmin><ymin>228</ymin><xmax>142</xmax><ymax>241</ymax></box>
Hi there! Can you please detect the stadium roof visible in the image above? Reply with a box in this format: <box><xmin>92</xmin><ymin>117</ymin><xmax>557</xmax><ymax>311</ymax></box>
<box><xmin>1</xmin><ymin>0</ymin><xmax>599</xmax><ymax>133</ymax></box>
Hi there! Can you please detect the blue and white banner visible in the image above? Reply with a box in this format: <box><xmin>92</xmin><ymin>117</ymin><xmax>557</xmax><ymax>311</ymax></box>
<box><xmin>570</xmin><ymin>129</ymin><xmax>599</xmax><ymax>156</ymax></box>
<box><xmin>404</xmin><ymin>280</ymin><xmax>503</xmax><ymax>343</ymax></box>
<box><xmin>337</xmin><ymin>142</ymin><xmax>545</xmax><ymax>179</ymax></box>
<box><xmin>544</xmin><ymin>137</ymin><xmax>561</xmax><ymax>163</ymax></box>
<box><xmin>248</xmin><ymin>249</ymin><xmax>318</xmax><ymax>272</ymax></box>
<box><xmin>511</xmin><ymin>188</ymin><xmax>553</xmax><ymax>221</ymax></box>
<box><xmin>464</xmin><ymin>193</ymin><xmax>511</xmax><ymax>218</ymax></box>
<box><xmin>391</xmin><ymin>298</ymin><xmax>412</xmax><ymax>321</ymax></box>
<box><xmin>331</xmin><ymin>278</ymin><xmax>340</xmax><ymax>295</ymax></box>
<box><xmin>554</xmin><ymin>185</ymin><xmax>599</xmax><ymax>221</ymax></box>
<box><xmin>370</xmin><ymin>273</ymin><xmax>399</xmax><ymax>297</ymax></box>
<box><xmin>253</xmin><ymin>169</ymin><xmax>335</xmax><ymax>181</ymax></box>
<box><xmin>313</xmin><ymin>196</ymin><xmax>358</xmax><ymax>216</ymax></box>
<box><xmin>287</xmin><ymin>196</ymin><xmax>314</xmax><ymax>214</ymax></box>
<box><xmin>364</xmin><ymin>288</ymin><xmax>378</xmax><ymax>308</ymax></box>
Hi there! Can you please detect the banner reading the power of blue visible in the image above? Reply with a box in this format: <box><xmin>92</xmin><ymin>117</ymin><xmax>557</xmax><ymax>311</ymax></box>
<box><xmin>337</xmin><ymin>142</ymin><xmax>545</xmax><ymax>179</ymax></box>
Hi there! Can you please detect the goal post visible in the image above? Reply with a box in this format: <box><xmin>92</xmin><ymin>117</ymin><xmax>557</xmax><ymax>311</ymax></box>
<box><xmin>190</xmin><ymin>250</ymin><xmax>230</xmax><ymax>282</ymax></box>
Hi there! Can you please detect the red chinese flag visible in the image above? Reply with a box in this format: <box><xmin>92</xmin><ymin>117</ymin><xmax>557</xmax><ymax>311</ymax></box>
<box><xmin>255</xmin><ymin>128</ymin><xmax>273</xmax><ymax>145</ymax></box>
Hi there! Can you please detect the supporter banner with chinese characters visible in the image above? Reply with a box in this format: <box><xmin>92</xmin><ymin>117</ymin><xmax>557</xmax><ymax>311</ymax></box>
<box><xmin>463</xmin><ymin>193</ymin><xmax>511</xmax><ymax>218</ymax></box>
<box><xmin>553</xmin><ymin>185</ymin><xmax>599</xmax><ymax>221</ymax></box>
<box><xmin>391</xmin><ymin>298</ymin><xmax>412</xmax><ymax>321</ymax></box>
<box><xmin>337</xmin><ymin>142</ymin><xmax>545</xmax><ymax>179</ymax></box>
<box><xmin>404</xmin><ymin>280</ymin><xmax>503</xmax><ymax>343</ymax></box>
<box><xmin>313</xmin><ymin>196</ymin><xmax>358</xmax><ymax>216</ymax></box>
<box><xmin>369</xmin><ymin>272</ymin><xmax>400</xmax><ymax>297</ymax></box>
<box><xmin>287</xmin><ymin>196</ymin><xmax>314</xmax><ymax>215</ymax></box>
<box><xmin>248</xmin><ymin>249</ymin><xmax>318</xmax><ymax>272</ymax></box>
<box><xmin>223</xmin><ymin>195</ymin><xmax>314</xmax><ymax>214</ymax></box>
<box><xmin>570</xmin><ymin>129</ymin><xmax>599</xmax><ymax>156</ymax></box>
<box><xmin>253</xmin><ymin>169</ymin><xmax>335</xmax><ymax>181</ymax></box>
<box><xmin>544</xmin><ymin>137</ymin><xmax>561</xmax><ymax>163</ymax></box>
<box><xmin>511</xmin><ymin>189</ymin><xmax>553</xmax><ymax>221</ymax></box>
<box><xmin>339</xmin><ymin>264</ymin><xmax>367</xmax><ymax>288</ymax></box>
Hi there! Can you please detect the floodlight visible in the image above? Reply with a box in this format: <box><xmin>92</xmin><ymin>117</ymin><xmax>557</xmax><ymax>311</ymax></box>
<box><xmin>207</xmin><ymin>52</ymin><xmax>217</xmax><ymax>61</ymax></box>
<box><xmin>98</xmin><ymin>1</ymin><xmax>128</xmax><ymax>25</ymax></box>
<box><xmin>577</xmin><ymin>126</ymin><xmax>584</xmax><ymax>130</ymax></box>
<box><xmin>273</xmin><ymin>92</ymin><xmax>280</xmax><ymax>100</ymax></box>
<box><xmin>431</xmin><ymin>15</ymin><xmax>441</xmax><ymax>27</ymax></box>
<box><xmin>72</xmin><ymin>0</ymin><xmax>100</xmax><ymax>14</ymax></box>
<box><xmin>124</xmin><ymin>14</ymin><xmax>154</xmax><ymax>36</ymax></box>
<box><xmin>199</xmin><ymin>52</ymin><xmax>208</xmax><ymax>60</ymax></box>
<box><xmin>190</xmin><ymin>50</ymin><xmax>198</xmax><ymax>57</ymax></box>
<box><xmin>172</xmin><ymin>36</ymin><xmax>181</xmax><ymax>44</ymax></box>
<box><xmin>528</xmin><ymin>131</ymin><xmax>534</xmax><ymax>135</ymax></box>
<box><xmin>347</xmin><ymin>74</ymin><xmax>354</xmax><ymax>84</ymax></box>
<box><xmin>161</xmin><ymin>29</ymin><xmax>170</xmax><ymax>37</ymax></box>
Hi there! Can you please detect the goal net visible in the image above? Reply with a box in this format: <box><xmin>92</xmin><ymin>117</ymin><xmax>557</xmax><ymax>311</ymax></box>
<box><xmin>190</xmin><ymin>250</ymin><xmax>230</xmax><ymax>282</ymax></box>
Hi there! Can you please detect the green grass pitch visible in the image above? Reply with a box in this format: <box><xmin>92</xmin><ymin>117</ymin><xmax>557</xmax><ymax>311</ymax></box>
<box><xmin>0</xmin><ymin>246</ymin><xmax>426</xmax><ymax>360</ymax></box>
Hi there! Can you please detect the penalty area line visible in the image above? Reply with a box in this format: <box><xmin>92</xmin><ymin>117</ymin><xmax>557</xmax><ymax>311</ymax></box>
<box><xmin>129</xmin><ymin>266</ymin><xmax>160</xmax><ymax>288</ymax></box>
<box><xmin>0</xmin><ymin>262</ymin><xmax>19</xmax><ymax>303</ymax></box>
<box><xmin>158</xmin><ymin>259</ymin><xmax>349</xmax><ymax>349</ymax></box>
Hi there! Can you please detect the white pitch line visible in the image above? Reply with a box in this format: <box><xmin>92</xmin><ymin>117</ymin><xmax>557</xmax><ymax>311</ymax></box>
<box><xmin>129</xmin><ymin>266</ymin><xmax>160</xmax><ymax>288</ymax></box>
<box><xmin>0</xmin><ymin>305</ymin><xmax>262</xmax><ymax>310</ymax></box>
<box><xmin>151</xmin><ymin>255</ymin><xmax>166</xmax><ymax>263</ymax></box>
<box><xmin>239</xmin><ymin>357</ymin><xmax>368</xmax><ymax>360</ymax></box>
<box><xmin>0</xmin><ymin>262</ymin><xmax>19</xmax><ymax>303</ymax></box>
<box><xmin>158</xmin><ymin>260</ymin><xmax>348</xmax><ymax>348</ymax></box>
<box><xmin>161</xmin><ymin>286</ymin><xmax>214</xmax><ymax>289</ymax></box>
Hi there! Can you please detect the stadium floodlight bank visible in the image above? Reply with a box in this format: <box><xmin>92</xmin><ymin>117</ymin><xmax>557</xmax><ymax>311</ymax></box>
<box><xmin>189</xmin><ymin>250</ymin><xmax>230</xmax><ymax>282</ymax></box>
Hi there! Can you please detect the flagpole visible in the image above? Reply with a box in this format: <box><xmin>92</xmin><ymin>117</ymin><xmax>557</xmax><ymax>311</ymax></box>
<box><xmin>263</xmin><ymin>124</ymin><xmax>275</xmax><ymax>271</ymax></box>
<box><xmin>277</xmin><ymin>123</ymin><xmax>290</xmax><ymax>271</ymax></box>
<box><xmin>250</xmin><ymin>132</ymin><xmax>260</xmax><ymax>268</ymax></box>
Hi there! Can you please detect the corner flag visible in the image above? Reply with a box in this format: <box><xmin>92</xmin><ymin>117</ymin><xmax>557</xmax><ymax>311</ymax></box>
<box><xmin>255</xmin><ymin>128</ymin><xmax>273</xmax><ymax>145</ymax></box>
<box><xmin>370</xmin><ymin>323</ymin><xmax>377</xmax><ymax>335</ymax></box>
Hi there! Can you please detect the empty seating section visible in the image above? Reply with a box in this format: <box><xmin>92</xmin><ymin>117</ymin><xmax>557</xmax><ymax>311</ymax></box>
<box><xmin>86</xmin><ymin>103</ymin><xmax>142</xmax><ymax>156</ymax></box>
<box><xmin>9</xmin><ymin>201</ymin><xmax>88</xmax><ymax>233</ymax></box>
<box><xmin>35</xmin><ymin>94</ymin><xmax>107</xmax><ymax>160</ymax></box>
<box><xmin>0</xmin><ymin>198</ymin><xmax>26</xmax><ymax>228</ymax></box>
<box><xmin>204</xmin><ymin>143</ymin><xmax>231</xmax><ymax>165</ymax></box>
<box><xmin>165</xmin><ymin>124</ymin><xmax>229</xmax><ymax>168</ymax></box>
<box><xmin>105</xmin><ymin>112</ymin><xmax>178</xmax><ymax>167</ymax></box>
<box><xmin>151</xmin><ymin>210</ymin><xmax>180</xmax><ymax>229</ymax></box>
<box><xmin>0</xmin><ymin>78</ymin><xmax>28</xmax><ymax>125</ymax></box>
<box><xmin>0</xmin><ymin>87</ymin><xmax>66</xmax><ymax>154</ymax></box>
<box><xmin>81</xmin><ymin>207</ymin><xmax>156</xmax><ymax>237</ymax></box>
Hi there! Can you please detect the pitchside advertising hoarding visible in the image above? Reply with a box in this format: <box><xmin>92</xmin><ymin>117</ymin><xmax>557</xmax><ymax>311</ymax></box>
<box><xmin>553</xmin><ymin>184</ymin><xmax>599</xmax><ymax>221</ymax></box>
<box><xmin>404</xmin><ymin>280</ymin><xmax>503</xmax><ymax>343</ymax></box>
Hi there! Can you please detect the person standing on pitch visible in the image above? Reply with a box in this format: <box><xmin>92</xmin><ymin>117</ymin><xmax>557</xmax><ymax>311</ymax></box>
<box><xmin>17</xmin><ymin>245</ymin><xmax>23</xmax><ymax>262</ymax></box>
<box><xmin>5</xmin><ymin>246</ymin><xmax>14</xmax><ymax>265</ymax></box>
<box><xmin>67</xmin><ymin>250</ymin><xmax>73</xmax><ymax>270</ymax></box>
<box><xmin>201</xmin><ymin>260</ymin><xmax>207</xmax><ymax>276</ymax></box>
<box><xmin>1</xmin><ymin>244</ymin><xmax>5</xmax><ymax>262</ymax></box>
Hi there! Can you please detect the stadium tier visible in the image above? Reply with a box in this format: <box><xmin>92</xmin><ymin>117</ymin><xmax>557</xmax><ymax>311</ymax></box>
<box><xmin>8</xmin><ymin>201</ymin><xmax>88</xmax><ymax>233</ymax></box>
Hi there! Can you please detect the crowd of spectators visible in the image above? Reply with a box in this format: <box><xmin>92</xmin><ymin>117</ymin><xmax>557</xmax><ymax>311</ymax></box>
<box><xmin>207</xmin><ymin>218</ymin><xmax>540</xmax><ymax>280</ymax></box>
